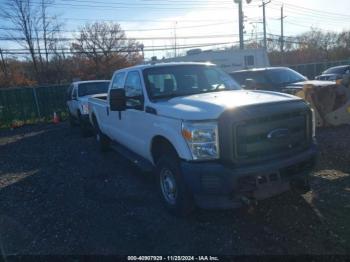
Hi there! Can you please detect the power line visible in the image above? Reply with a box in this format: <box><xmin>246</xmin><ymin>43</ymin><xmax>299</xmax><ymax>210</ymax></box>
<box><xmin>0</xmin><ymin>22</ymin><xmax>235</xmax><ymax>33</ymax></box>
<box><xmin>273</xmin><ymin>1</ymin><xmax>350</xmax><ymax>18</ymax></box>
<box><xmin>0</xmin><ymin>39</ymin><xmax>260</xmax><ymax>55</ymax></box>
<box><xmin>1</xmin><ymin>1</ymin><xmax>244</xmax><ymax>10</ymax></box>
<box><xmin>0</xmin><ymin>33</ymin><xmax>249</xmax><ymax>41</ymax></box>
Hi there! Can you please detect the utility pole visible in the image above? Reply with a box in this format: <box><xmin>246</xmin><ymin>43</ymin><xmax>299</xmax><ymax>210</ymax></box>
<box><xmin>259</xmin><ymin>0</ymin><xmax>271</xmax><ymax>50</ymax></box>
<box><xmin>238</xmin><ymin>0</ymin><xmax>244</xmax><ymax>49</ymax></box>
<box><xmin>280</xmin><ymin>5</ymin><xmax>286</xmax><ymax>64</ymax></box>
<box><xmin>234</xmin><ymin>0</ymin><xmax>252</xmax><ymax>50</ymax></box>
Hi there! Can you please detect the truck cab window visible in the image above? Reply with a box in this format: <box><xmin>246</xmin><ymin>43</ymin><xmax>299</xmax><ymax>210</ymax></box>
<box><xmin>124</xmin><ymin>71</ymin><xmax>144</xmax><ymax>108</ymax></box>
<box><xmin>111</xmin><ymin>72</ymin><xmax>126</xmax><ymax>89</ymax></box>
<box><xmin>72</xmin><ymin>87</ymin><xmax>78</xmax><ymax>99</ymax></box>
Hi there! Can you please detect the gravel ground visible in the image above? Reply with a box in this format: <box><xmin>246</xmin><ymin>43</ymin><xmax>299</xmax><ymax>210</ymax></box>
<box><xmin>0</xmin><ymin>122</ymin><xmax>349</xmax><ymax>255</ymax></box>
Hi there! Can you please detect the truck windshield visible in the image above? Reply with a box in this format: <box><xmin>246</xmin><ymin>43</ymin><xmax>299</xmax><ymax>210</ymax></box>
<box><xmin>265</xmin><ymin>68</ymin><xmax>306</xmax><ymax>86</ymax></box>
<box><xmin>143</xmin><ymin>65</ymin><xmax>241</xmax><ymax>99</ymax></box>
<box><xmin>78</xmin><ymin>82</ymin><xmax>109</xmax><ymax>97</ymax></box>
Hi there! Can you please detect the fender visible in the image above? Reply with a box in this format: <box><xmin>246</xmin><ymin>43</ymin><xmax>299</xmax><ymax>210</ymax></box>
<box><xmin>148</xmin><ymin>120</ymin><xmax>193</xmax><ymax>164</ymax></box>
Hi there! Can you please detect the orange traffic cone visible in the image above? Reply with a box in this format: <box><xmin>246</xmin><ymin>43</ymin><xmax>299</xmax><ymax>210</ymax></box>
<box><xmin>53</xmin><ymin>112</ymin><xmax>60</xmax><ymax>124</ymax></box>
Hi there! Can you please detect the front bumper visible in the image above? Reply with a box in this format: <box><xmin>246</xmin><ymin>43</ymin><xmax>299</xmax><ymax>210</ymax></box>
<box><xmin>180</xmin><ymin>144</ymin><xmax>318</xmax><ymax>209</ymax></box>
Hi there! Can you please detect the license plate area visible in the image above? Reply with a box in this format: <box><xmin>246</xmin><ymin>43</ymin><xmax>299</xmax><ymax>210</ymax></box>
<box><xmin>253</xmin><ymin>172</ymin><xmax>289</xmax><ymax>199</ymax></box>
<box><xmin>256</xmin><ymin>172</ymin><xmax>281</xmax><ymax>188</ymax></box>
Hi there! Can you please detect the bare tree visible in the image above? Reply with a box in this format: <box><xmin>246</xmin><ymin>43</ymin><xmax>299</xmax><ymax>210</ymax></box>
<box><xmin>71</xmin><ymin>22</ymin><xmax>142</xmax><ymax>78</ymax></box>
<box><xmin>0</xmin><ymin>49</ymin><xmax>10</xmax><ymax>86</ymax></box>
<box><xmin>2</xmin><ymin>0</ymin><xmax>39</xmax><ymax>81</ymax></box>
<box><xmin>2</xmin><ymin>0</ymin><xmax>63</xmax><ymax>84</ymax></box>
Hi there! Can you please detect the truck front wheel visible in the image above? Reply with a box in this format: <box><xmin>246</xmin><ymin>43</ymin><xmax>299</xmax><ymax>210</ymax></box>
<box><xmin>156</xmin><ymin>154</ymin><xmax>194</xmax><ymax>216</ymax></box>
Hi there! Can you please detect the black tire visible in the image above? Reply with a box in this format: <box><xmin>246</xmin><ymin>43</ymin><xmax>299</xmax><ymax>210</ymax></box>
<box><xmin>78</xmin><ymin>112</ymin><xmax>90</xmax><ymax>137</ymax></box>
<box><xmin>92</xmin><ymin>116</ymin><xmax>110</xmax><ymax>152</ymax></box>
<box><xmin>68</xmin><ymin>111</ymin><xmax>77</xmax><ymax>127</ymax></box>
<box><xmin>156</xmin><ymin>153</ymin><xmax>194</xmax><ymax>216</ymax></box>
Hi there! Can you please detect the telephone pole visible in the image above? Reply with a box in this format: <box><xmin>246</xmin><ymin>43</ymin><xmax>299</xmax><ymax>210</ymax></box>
<box><xmin>259</xmin><ymin>0</ymin><xmax>271</xmax><ymax>50</ymax></box>
<box><xmin>238</xmin><ymin>0</ymin><xmax>244</xmax><ymax>49</ymax></box>
<box><xmin>280</xmin><ymin>5</ymin><xmax>286</xmax><ymax>63</ymax></box>
<box><xmin>234</xmin><ymin>0</ymin><xmax>252</xmax><ymax>49</ymax></box>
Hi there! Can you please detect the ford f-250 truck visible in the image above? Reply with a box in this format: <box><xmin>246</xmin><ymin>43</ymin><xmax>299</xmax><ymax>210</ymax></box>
<box><xmin>88</xmin><ymin>62</ymin><xmax>317</xmax><ymax>215</ymax></box>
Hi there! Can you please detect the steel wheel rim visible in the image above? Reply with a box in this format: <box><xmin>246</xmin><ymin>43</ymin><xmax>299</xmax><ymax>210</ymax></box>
<box><xmin>160</xmin><ymin>167</ymin><xmax>177</xmax><ymax>205</ymax></box>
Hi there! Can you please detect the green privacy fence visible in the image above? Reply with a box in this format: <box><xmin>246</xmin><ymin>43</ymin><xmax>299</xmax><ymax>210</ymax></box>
<box><xmin>287</xmin><ymin>59</ymin><xmax>350</xmax><ymax>79</ymax></box>
<box><xmin>0</xmin><ymin>84</ymin><xmax>69</xmax><ymax>128</ymax></box>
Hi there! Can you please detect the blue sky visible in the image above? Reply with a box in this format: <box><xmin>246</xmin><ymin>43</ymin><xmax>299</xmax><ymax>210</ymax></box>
<box><xmin>1</xmin><ymin>0</ymin><xmax>350</xmax><ymax>58</ymax></box>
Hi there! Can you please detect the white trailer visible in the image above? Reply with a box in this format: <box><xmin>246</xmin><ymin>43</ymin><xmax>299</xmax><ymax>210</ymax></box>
<box><xmin>160</xmin><ymin>48</ymin><xmax>270</xmax><ymax>73</ymax></box>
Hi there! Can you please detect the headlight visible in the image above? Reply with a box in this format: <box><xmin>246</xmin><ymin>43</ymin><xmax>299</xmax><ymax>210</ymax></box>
<box><xmin>311</xmin><ymin>108</ymin><xmax>316</xmax><ymax>137</ymax></box>
<box><xmin>81</xmin><ymin>104</ymin><xmax>89</xmax><ymax>114</ymax></box>
<box><xmin>182</xmin><ymin>121</ymin><xmax>219</xmax><ymax>160</ymax></box>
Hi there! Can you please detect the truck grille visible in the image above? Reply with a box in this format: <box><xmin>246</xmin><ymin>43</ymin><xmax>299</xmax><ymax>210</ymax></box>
<box><xmin>218</xmin><ymin>101</ymin><xmax>312</xmax><ymax>165</ymax></box>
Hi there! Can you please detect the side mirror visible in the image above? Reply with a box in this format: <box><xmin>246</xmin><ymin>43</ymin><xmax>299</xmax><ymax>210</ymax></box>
<box><xmin>109</xmin><ymin>89</ymin><xmax>126</xmax><ymax>111</ymax></box>
<box><xmin>244</xmin><ymin>78</ymin><xmax>257</xmax><ymax>90</ymax></box>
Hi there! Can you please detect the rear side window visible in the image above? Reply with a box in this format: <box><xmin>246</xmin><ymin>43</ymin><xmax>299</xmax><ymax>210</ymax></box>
<box><xmin>111</xmin><ymin>72</ymin><xmax>125</xmax><ymax>89</ymax></box>
<box><xmin>66</xmin><ymin>84</ymin><xmax>74</xmax><ymax>100</ymax></box>
<box><xmin>78</xmin><ymin>82</ymin><xmax>109</xmax><ymax>97</ymax></box>
<box><xmin>324</xmin><ymin>66</ymin><xmax>349</xmax><ymax>75</ymax></box>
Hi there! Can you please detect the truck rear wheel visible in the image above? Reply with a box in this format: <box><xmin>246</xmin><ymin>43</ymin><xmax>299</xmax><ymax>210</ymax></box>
<box><xmin>77</xmin><ymin>112</ymin><xmax>90</xmax><ymax>137</ymax></box>
<box><xmin>68</xmin><ymin>111</ymin><xmax>77</xmax><ymax>127</ymax></box>
<box><xmin>92</xmin><ymin>116</ymin><xmax>110</xmax><ymax>152</ymax></box>
<box><xmin>156</xmin><ymin>154</ymin><xmax>194</xmax><ymax>216</ymax></box>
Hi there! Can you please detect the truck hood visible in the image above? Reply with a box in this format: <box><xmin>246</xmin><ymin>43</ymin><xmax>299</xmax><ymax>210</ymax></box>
<box><xmin>154</xmin><ymin>90</ymin><xmax>300</xmax><ymax>120</ymax></box>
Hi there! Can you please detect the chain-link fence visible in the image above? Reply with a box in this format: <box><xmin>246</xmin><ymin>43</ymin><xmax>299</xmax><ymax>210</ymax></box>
<box><xmin>286</xmin><ymin>59</ymin><xmax>350</xmax><ymax>79</ymax></box>
<box><xmin>0</xmin><ymin>84</ymin><xmax>69</xmax><ymax>128</ymax></box>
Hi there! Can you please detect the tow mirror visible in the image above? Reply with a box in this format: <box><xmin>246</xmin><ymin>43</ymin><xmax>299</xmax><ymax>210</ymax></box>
<box><xmin>244</xmin><ymin>78</ymin><xmax>257</xmax><ymax>90</ymax></box>
<box><xmin>109</xmin><ymin>89</ymin><xmax>126</xmax><ymax>111</ymax></box>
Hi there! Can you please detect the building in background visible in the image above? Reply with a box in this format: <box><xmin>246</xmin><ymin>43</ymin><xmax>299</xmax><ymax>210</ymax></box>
<box><xmin>157</xmin><ymin>48</ymin><xmax>270</xmax><ymax>73</ymax></box>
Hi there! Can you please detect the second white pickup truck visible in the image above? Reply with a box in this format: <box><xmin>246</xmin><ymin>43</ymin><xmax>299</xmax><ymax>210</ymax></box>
<box><xmin>88</xmin><ymin>62</ymin><xmax>317</xmax><ymax>215</ymax></box>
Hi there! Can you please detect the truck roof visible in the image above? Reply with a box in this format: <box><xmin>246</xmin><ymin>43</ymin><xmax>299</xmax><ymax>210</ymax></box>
<box><xmin>118</xmin><ymin>62</ymin><xmax>216</xmax><ymax>72</ymax></box>
<box><xmin>231</xmin><ymin>67</ymin><xmax>289</xmax><ymax>74</ymax></box>
<box><xmin>73</xmin><ymin>80</ymin><xmax>110</xmax><ymax>85</ymax></box>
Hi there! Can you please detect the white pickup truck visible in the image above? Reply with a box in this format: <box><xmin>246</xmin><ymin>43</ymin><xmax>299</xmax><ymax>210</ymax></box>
<box><xmin>66</xmin><ymin>80</ymin><xmax>109</xmax><ymax>135</ymax></box>
<box><xmin>88</xmin><ymin>62</ymin><xmax>317</xmax><ymax>215</ymax></box>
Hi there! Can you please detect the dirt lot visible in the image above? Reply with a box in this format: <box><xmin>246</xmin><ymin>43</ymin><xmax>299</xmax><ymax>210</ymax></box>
<box><xmin>0</xmin><ymin>122</ymin><xmax>349</xmax><ymax>255</ymax></box>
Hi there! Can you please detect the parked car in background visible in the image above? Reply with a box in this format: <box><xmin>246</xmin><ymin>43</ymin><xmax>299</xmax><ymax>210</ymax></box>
<box><xmin>315</xmin><ymin>65</ymin><xmax>350</xmax><ymax>81</ymax></box>
<box><xmin>88</xmin><ymin>62</ymin><xmax>317</xmax><ymax>215</ymax></box>
<box><xmin>230</xmin><ymin>67</ymin><xmax>334</xmax><ymax>95</ymax></box>
<box><xmin>230</xmin><ymin>67</ymin><xmax>350</xmax><ymax>128</ymax></box>
<box><xmin>66</xmin><ymin>80</ymin><xmax>109</xmax><ymax>135</ymax></box>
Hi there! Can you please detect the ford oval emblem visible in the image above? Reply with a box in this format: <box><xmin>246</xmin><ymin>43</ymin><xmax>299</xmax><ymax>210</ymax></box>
<box><xmin>267</xmin><ymin>128</ymin><xmax>290</xmax><ymax>140</ymax></box>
